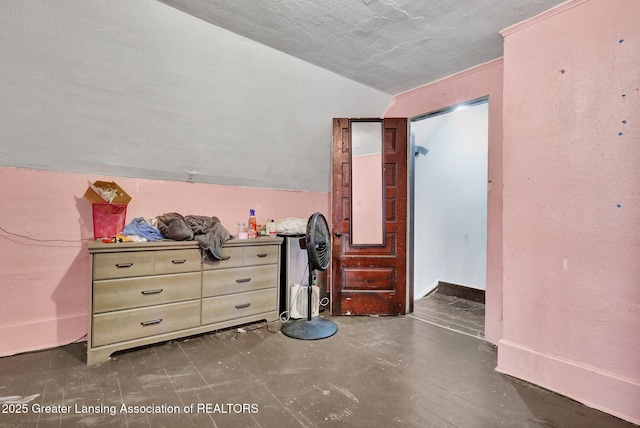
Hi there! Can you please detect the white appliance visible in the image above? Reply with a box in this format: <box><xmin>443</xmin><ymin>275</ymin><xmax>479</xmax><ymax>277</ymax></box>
<box><xmin>280</xmin><ymin>234</ymin><xmax>322</xmax><ymax>318</ymax></box>
<box><xmin>288</xmin><ymin>284</ymin><xmax>320</xmax><ymax>319</ymax></box>
<box><xmin>282</xmin><ymin>235</ymin><xmax>309</xmax><ymax>287</ymax></box>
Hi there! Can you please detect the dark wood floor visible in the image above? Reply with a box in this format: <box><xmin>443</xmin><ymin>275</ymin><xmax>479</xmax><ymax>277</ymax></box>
<box><xmin>0</xmin><ymin>310</ymin><xmax>634</xmax><ymax>427</ymax></box>
<box><xmin>412</xmin><ymin>292</ymin><xmax>486</xmax><ymax>339</ymax></box>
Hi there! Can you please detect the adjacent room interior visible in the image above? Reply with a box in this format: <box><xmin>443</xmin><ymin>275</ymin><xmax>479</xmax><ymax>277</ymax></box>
<box><xmin>0</xmin><ymin>0</ymin><xmax>638</xmax><ymax>426</ymax></box>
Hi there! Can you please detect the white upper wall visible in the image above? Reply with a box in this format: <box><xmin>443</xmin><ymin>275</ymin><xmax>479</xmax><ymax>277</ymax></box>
<box><xmin>0</xmin><ymin>0</ymin><xmax>391</xmax><ymax>192</ymax></box>
<box><xmin>412</xmin><ymin>102</ymin><xmax>488</xmax><ymax>295</ymax></box>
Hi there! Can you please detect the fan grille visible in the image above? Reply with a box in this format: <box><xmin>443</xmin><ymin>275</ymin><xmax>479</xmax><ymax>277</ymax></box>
<box><xmin>306</xmin><ymin>213</ymin><xmax>331</xmax><ymax>271</ymax></box>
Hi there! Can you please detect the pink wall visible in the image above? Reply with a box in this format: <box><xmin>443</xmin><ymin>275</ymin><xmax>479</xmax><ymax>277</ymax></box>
<box><xmin>0</xmin><ymin>166</ymin><xmax>329</xmax><ymax>357</ymax></box>
<box><xmin>497</xmin><ymin>0</ymin><xmax>640</xmax><ymax>424</ymax></box>
<box><xmin>385</xmin><ymin>58</ymin><xmax>504</xmax><ymax>345</ymax></box>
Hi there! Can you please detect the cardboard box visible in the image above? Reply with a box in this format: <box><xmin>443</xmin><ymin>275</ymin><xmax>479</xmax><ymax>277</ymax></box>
<box><xmin>84</xmin><ymin>181</ymin><xmax>132</xmax><ymax>239</ymax></box>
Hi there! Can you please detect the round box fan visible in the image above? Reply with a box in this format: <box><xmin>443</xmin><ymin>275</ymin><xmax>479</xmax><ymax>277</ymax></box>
<box><xmin>281</xmin><ymin>212</ymin><xmax>338</xmax><ymax>340</ymax></box>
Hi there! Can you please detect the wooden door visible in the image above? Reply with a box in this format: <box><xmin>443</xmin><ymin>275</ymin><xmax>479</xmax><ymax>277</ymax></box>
<box><xmin>331</xmin><ymin>118</ymin><xmax>409</xmax><ymax>315</ymax></box>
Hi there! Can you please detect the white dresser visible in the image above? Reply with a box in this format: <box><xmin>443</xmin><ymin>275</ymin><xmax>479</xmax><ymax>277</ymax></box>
<box><xmin>87</xmin><ymin>237</ymin><xmax>282</xmax><ymax>364</ymax></box>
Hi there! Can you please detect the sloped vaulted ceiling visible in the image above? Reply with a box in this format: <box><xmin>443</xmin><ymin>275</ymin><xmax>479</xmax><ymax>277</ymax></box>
<box><xmin>0</xmin><ymin>1</ymin><xmax>568</xmax><ymax>193</ymax></box>
<box><xmin>157</xmin><ymin>0</ymin><xmax>567</xmax><ymax>94</ymax></box>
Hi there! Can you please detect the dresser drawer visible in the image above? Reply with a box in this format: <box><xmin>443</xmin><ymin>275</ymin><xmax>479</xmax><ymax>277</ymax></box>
<box><xmin>93</xmin><ymin>252</ymin><xmax>153</xmax><ymax>280</ymax></box>
<box><xmin>92</xmin><ymin>300</ymin><xmax>201</xmax><ymax>347</ymax></box>
<box><xmin>93</xmin><ymin>249</ymin><xmax>201</xmax><ymax>280</ymax></box>
<box><xmin>202</xmin><ymin>265</ymin><xmax>277</xmax><ymax>298</ymax></box>
<box><xmin>202</xmin><ymin>288</ymin><xmax>276</xmax><ymax>325</ymax></box>
<box><xmin>153</xmin><ymin>249</ymin><xmax>201</xmax><ymax>274</ymax></box>
<box><xmin>203</xmin><ymin>246</ymin><xmax>244</xmax><ymax>270</ymax></box>
<box><xmin>243</xmin><ymin>245</ymin><xmax>279</xmax><ymax>266</ymax></box>
<box><xmin>93</xmin><ymin>272</ymin><xmax>201</xmax><ymax>313</ymax></box>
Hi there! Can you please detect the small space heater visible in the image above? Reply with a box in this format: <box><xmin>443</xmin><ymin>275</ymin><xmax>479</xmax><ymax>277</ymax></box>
<box><xmin>289</xmin><ymin>284</ymin><xmax>320</xmax><ymax>319</ymax></box>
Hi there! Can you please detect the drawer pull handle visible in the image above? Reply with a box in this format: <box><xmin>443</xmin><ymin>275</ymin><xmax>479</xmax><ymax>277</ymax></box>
<box><xmin>221</xmin><ymin>256</ymin><xmax>231</xmax><ymax>260</ymax></box>
<box><xmin>256</xmin><ymin>253</ymin><xmax>268</xmax><ymax>258</ymax></box>
<box><xmin>236</xmin><ymin>278</ymin><xmax>252</xmax><ymax>283</ymax></box>
<box><xmin>115</xmin><ymin>263</ymin><xmax>134</xmax><ymax>268</ymax></box>
<box><xmin>171</xmin><ymin>259</ymin><xmax>187</xmax><ymax>264</ymax></box>
<box><xmin>141</xmin><ymin>289</ymin><xmax>163</xmax><ymax>295</ymax></box>
<box><xmin>140</xmin><ymin>318</ymin><xmax>163</xmax><ymax>326</ymax></box>
<box><xmin>235</xmin><ymin>303</ymin><xmax>251</xmax><ymax>309</ymax></box>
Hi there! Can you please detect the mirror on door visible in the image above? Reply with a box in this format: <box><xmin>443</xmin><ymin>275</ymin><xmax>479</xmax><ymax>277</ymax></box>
<box><xmin>350</xmin><ymin>120</ymin><xmax>385</xmax><ymax>246</ymax></box>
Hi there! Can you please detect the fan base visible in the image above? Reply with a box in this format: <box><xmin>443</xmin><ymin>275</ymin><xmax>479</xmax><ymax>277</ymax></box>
<box><xmin>281</xmin><ymin>318</ymin><xmax>338</xmax><ymax>340</ymax></box>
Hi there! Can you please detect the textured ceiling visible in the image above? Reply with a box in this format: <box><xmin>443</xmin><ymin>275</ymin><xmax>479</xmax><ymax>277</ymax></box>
<box><xmin>157</xmin><ymin>0</ymin><xmax>566</xmax><ymax>94</ymax></box>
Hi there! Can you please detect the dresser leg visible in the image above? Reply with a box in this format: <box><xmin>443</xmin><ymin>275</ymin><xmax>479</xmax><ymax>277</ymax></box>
<box><xmin>86</xmin><ymin>348</ymin><xmax>112</xmax><ymax>365</ymax></box>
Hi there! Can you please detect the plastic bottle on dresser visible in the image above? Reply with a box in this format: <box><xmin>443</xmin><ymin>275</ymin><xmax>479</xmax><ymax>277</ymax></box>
<box><xmin>268</xmin><ymin>219</ymin><xmax>277</xmax><ymax>237</ymax></box>
<box><xmin>237</xmin><ymin>222</ymin><xmax>248</xmax><ymax>239</ymax></box>
<box><xmin>248</xmin><ymin>209</ymin><xmax>257</xmax><ymax>239</ymax></box>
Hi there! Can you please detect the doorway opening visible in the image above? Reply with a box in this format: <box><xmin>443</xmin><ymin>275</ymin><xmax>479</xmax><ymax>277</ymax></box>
<box><xmin>409</xmin><ymin>97</ymin><xmax>488</xmax><ymax>338</ymax></box>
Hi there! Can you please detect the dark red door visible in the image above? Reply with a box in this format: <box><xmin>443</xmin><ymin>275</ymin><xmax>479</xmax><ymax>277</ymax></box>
<box><xmin>331</xmin><ymin>118</ymin><xmax>409</xmax><ymax>315</ymax></box>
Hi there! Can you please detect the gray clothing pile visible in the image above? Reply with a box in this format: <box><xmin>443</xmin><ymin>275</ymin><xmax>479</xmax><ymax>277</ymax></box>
<box><xmin>156</xmin><ymin>213</ymin><xmax>231</xmax><ymax>260</ymax></box>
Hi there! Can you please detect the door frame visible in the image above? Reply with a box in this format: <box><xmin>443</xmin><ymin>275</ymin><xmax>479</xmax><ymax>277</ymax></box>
<box><xmin>408</xmin><ymin>96</ymin><xmax>490</xmax><ymax>302</ymax></box>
